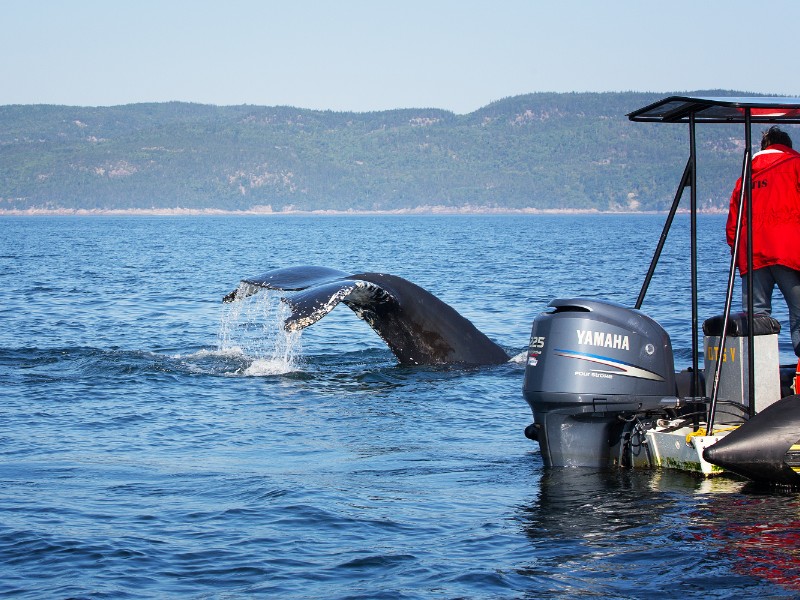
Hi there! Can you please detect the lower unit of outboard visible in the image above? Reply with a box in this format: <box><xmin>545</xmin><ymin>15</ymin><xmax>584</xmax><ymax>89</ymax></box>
<box><xmin>523</xmin><ymin>298</ymin><xmax>678</xmax><ymax>467</ymax></box>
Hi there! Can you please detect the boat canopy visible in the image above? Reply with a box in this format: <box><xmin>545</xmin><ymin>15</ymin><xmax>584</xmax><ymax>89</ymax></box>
<box><xmin>628</xmin><ymin>96</ymin><xmax>800</xmax><ymax>124</ymax></box>
<box><xmin>628</xmin><ymin>95</ymin><xmax>800</xmax><ymax>423</ymax></box>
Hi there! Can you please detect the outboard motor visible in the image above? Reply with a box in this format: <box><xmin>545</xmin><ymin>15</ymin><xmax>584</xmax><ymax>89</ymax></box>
<box><xmin>523</xmin><ymin>298</ymin><xmax>678</xmax><ymax>467</ymax></box>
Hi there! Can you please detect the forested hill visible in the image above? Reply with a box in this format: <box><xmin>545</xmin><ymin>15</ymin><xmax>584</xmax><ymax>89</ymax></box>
<box><xmin>0</xmin><ymin>91</ymin><xmax>783</xmax><ymax>213</ymax></box>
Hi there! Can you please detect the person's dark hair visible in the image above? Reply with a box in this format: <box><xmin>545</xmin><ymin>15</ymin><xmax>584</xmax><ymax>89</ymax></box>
<box><xmin>761</xmin><ymin>125</ymin><xmax>793</xmax><ymax>150</ymax></box>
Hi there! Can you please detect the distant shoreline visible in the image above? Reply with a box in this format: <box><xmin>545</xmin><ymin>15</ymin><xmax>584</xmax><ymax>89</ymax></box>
<box><xmin>0</xmin><ymin>206</ymin><xmax>727</xmax><ymax>217</ymax></box>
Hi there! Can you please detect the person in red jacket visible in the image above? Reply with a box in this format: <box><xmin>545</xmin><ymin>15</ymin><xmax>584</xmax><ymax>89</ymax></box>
<box><xmin>726</xmin><ymin>126</ymin><xmax>800</xmax><ymax>368</ymax></box>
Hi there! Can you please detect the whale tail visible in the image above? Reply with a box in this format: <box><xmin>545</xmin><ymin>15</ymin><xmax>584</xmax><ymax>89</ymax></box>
<box><xmin>224</xmin><ymin>266</ymin><xmax>509</xmax><ymax>366</ymax></box>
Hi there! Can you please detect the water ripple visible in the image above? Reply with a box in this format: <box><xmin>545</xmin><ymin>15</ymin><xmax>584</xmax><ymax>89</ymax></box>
<box><xmin>1</xmin><ymin>215</ymin><xmax>797</xmax><ymax>599</ymax></box>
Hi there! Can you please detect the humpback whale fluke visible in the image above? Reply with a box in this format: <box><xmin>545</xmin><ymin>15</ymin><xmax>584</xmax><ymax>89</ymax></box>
<box><xmin>223</xmin><ymin>266</ymin><xmax>509</xmax><ymax>366</ymax></box>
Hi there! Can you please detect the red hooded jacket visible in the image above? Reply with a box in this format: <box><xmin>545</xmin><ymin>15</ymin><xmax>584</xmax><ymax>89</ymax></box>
<box><xmin>726</xmin><ymin>144</ymin><xmax>800</xmax><ymax>275</ymax></box>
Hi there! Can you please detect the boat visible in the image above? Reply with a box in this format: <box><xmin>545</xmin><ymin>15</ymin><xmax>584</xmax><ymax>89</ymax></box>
<box><xmin>522</xmin><ymin>96</ymin><xmax>800</xmax><ymax>487</ymax></box>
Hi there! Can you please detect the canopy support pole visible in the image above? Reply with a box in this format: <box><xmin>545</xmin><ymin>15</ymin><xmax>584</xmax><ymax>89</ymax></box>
<box><xmin>635</xmin><ymin>159</ymin><xmax>692</xmax><ymax>309</ymax></box>
<box><xmin>689</xmin><ymin>114</ymin><xmax>700</xmax><ymax>393</ymax></box>
<box><xmin>708</xmin><ymin>147</ymin><xmax>750</xmax><ymax>435</ymax></box>
<box><xmin>745</xmin><ymin>110</ymin><xmax>755</xmax><ymax>416</ymax></box>
<box><xmin>635</xmin><ymin>119</ymin><xmax>700</xmax><ymax>395</ymax></box>
<box><xmin>709</xmin><ymin>109</ymin><xmax>754</xmax><ymax>434</ymax></box>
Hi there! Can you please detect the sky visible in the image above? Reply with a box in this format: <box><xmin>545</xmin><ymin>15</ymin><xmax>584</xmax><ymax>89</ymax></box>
<box><xmin>3</xmin><ymin>0</ymin><xmax>799</xmax><ymax>114</ymax></box>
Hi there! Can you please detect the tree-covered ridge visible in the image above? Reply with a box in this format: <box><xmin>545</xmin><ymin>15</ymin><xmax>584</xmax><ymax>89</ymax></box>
<box><xmin>0</xmin><ymin>91</ymin><xmax>783</xmax><ymax>212</ymax></box>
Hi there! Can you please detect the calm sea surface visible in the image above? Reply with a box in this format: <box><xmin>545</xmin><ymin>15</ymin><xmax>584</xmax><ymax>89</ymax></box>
<box><xmin>2</xmin><ymin>214</ymin><xmax>799</xmax><ymax>598</ymax></box>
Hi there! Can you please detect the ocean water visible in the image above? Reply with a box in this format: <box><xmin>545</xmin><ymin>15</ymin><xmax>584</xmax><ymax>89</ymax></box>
<box><xmin>1</xmin><ymin>213</ymin><xmax>799</xmax><ymax>599</ymax></box>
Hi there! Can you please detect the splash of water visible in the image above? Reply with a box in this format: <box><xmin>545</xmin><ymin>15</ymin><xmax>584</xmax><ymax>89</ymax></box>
<box><xmin>508</xmin><ymin>350</ymin><xmax>528</xmax><ymax>364</ymax></box>
<box><xmin>217</xmin><ymin>285</ymin><xmax>303</xmax><ymax>375</ymax></box>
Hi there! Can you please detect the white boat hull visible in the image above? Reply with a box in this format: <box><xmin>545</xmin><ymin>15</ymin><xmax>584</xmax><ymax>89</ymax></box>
<box><xmin>646</xmin><ymin>425</ymin><xmax>732</xmax><ymax>476</ymax></box>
